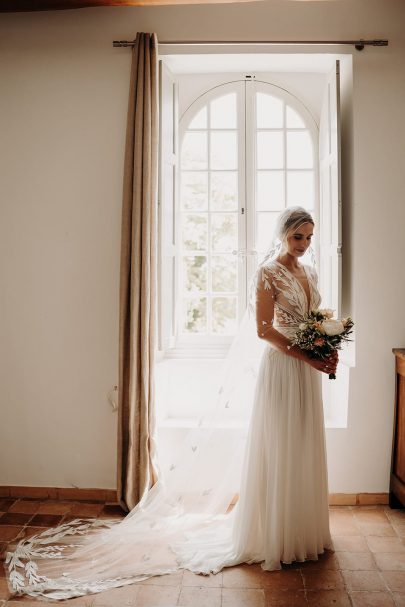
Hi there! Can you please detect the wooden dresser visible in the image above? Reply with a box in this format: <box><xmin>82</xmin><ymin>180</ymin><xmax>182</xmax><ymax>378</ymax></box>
<box><xmin>390</xmin><ymin>349</ymin><xmax>405</xmax><ymax>508</ymax></box>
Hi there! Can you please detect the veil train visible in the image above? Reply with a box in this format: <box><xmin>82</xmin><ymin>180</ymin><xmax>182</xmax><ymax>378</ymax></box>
<box><xmin>5</xmin><ymin>310</ymin><xmax>265</xmax><ymax>599</ymax></box>
<box><xmin>5</xmin><ymin>208</ymin><xmax>316</xmax><ymax>600</ymax></box>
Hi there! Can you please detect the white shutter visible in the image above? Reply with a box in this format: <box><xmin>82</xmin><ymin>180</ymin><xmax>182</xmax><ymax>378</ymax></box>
<box><xmin>319</xmin><ymin>60</ymin><xmax>342</xmax><ymax>317</ymax></box>
<box><xmin>158</xmin><ymin>60</ymin><xmax>178</xmax><ymax>351</ymax></box>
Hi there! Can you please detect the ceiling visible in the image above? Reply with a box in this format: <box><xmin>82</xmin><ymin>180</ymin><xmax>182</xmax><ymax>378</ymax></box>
<box><xmin>1</xmin><ymin>0</ymin><xmax>268</xmax><ymax>11</ymax></box>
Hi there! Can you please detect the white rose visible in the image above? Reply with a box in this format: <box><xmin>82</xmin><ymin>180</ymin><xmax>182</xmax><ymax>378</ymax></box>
<box><xmin>299</xmin><ymin>323</ymin><xmax>307</xmax><ymax>330</ymax></box>
<box><xmin>322</xmin><ymin>319</ymin><xmax>344</xmax><ymax>336</ymax></box>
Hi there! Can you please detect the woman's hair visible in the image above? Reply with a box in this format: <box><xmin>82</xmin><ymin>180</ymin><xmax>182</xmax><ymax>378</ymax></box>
<box><xmin>275</xmin><ymin>206</ymin><xmax>314</xmax><ymax>244</ymax></box>
<box><xmin>258</xmin><ymin>206</ymin><xmax>315</xmax><ymax>268</ymax></box>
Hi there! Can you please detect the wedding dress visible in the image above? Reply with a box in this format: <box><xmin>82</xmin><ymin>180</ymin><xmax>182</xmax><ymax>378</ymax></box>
<box><xmin>5</xmin><ymin>258</ymin><xmax>333</xmax><ymax>600</ymax></box>
<box><xmin>232</xmin><ymin>260</ymin><xmax>333</xmax><ymax>568</ymax></box>
<box><xmin>174</xmin><ymin>260</ymin><xmax>333</xmax><ymax>572</ymax></box>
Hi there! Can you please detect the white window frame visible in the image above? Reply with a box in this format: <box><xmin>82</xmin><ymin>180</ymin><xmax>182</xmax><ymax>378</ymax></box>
<box><xmin>249</xmin><ymin>78</ymin><xmax>320</xmax><ymax>268</ymax></box>
<box><xmin>166</xmin><ymin>76</ymin><xmax>319</xmax><ymax>357</ymax></box>
<box><xmin>177</xmin><ymin>81</ymin><xmax>246</xmax><ymax>351</ymax></box>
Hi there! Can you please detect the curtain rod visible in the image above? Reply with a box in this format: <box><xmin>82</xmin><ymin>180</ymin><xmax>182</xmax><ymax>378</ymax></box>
<box><xmin>113</xmin><ymin>39</ymin><xmax>388</xmax><ymax>51</ymax></box>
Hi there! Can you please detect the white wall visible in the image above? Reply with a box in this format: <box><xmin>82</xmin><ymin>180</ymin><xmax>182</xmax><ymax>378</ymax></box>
<box><xmin>0</xmin><ymin>0</ymin><xmax>404</xmax><ymax>492</ymax></box>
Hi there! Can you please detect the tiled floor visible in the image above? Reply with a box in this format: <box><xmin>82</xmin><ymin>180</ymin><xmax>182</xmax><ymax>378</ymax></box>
<box><xmin>2</xmin><ymin>499</ymin><xmax>405</xmax><ymax>606</ymax></box>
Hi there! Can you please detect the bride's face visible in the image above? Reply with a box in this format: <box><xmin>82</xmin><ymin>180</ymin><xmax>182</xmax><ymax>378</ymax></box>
<box><xmin>284</xmin><ymin>222</ymin><xmax>314</xmax><ymax>257</ymax></box>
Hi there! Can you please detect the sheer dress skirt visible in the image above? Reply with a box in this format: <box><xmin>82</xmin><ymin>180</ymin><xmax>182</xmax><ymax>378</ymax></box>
<box><xmin>230</xmin><ymin>343</ymin><xmax>333</xmax><ymax>571</ymax></box>
<box><xmin>175</xmin><ymin>342</ymin><xmax>334</xmax><ymax>575</ymax></box>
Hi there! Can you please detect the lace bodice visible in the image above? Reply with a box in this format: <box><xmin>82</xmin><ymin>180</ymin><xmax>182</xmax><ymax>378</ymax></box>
<box><xmin>256</xmin><ymin>260</ymin><xmax>321</xmax><ymax>340</ymax></box>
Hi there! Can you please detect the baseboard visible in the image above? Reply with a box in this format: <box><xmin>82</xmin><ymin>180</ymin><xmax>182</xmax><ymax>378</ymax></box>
<box><xmin>228</xmin><ymin>492</ymin><xmax>388</xmax><ymax>507</ymax></box>
<box><xmin>0</xmin><ymin>486</ymin><xmax>117</xmax><ymax>503</ymax></box>
<box><xmin>0</xmin><ymin>486</ymin><xmax>389</xmax><ymax>507</ymax></box>
<box><xmin>329</xmin><ymin>493</ymin><xmax>389</xmax><ymax>506</ymax></box>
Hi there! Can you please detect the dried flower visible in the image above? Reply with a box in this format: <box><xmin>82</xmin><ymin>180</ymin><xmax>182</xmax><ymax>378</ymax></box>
<box><xmin>319</xmin><ymin>308</ymin><xmax>334</xmax><ymax>319</ymax></box>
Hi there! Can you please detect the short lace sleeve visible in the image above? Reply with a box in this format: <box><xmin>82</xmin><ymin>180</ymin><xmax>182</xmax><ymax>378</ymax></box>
<box><xmin>255</xmin><ymin>265</ymin><xmax>275</xmax><ymax>339</ymax></box>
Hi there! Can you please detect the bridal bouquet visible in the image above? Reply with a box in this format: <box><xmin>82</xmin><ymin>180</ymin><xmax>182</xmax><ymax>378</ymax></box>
<box><xmin>291</xmin><ymin>309</ymin><xmax>354</xmax><ymax>379</ymax></box>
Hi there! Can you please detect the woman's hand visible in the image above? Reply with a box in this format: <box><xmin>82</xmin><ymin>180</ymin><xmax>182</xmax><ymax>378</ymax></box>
<box><xmin>307</xmin><ymin>350</ymin><xmax>339</xmax><ymax>375</ymax></box>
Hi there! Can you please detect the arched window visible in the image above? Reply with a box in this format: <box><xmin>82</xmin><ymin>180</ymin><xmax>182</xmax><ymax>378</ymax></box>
<box><xmin>178</xmin><ymin>79</ymin><xmax>318</xmax><ymax>346</ymax></box>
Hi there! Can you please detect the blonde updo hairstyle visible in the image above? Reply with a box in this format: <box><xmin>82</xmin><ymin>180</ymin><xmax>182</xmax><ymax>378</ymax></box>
<box><xmin>275</xmin><ymin>206</ymin><xmax>314</xmax><ymax>254</ymax></box>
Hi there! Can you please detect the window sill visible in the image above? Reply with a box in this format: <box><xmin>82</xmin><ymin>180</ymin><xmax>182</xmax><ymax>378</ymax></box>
<box><xmin>157</xmin><ymin>346</ymin><xmax>230</xmax><ymax>360</ymax></box>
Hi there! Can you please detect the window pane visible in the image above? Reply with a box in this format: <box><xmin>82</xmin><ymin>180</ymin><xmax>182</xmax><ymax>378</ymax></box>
<box><xmin>286</xmin><ymin>105</ymin><xmax>306</xmax><ymax>128</ymax></box>
<box><xmin>183</xmin><ymin>297</ymin><xmax>207</xmax><ymax>333</ymax></box>
<box><xmin>211</xmin><ymin>255</ymin><xmax>238</xmax><ymax>292</ymax></box>
<box><xmin>211</xmin><ymin>172</ymin><xmax>238</xmax><ymax>211</ymax></box>
<box><xmin>182</xmin><ymin>214</ymin><xmax>207</xmax><ymax>251</ymax></box>
<box><xmin>256</xmin><ymin>211</ymin><xmax>279</xmax><ymax>254</ymax></box>
<box><xmin>211</xmin><ymin>213</ymin><xmax>238</xmax><ymax>252</ymax></box>
<box><xmin>181</xmin><ymin>172</ymin><xmax>208</xmax><ymax>210</ymax></box>
<box><xmin>286</xmin><ymin>131</ymin><xmax>313</xmax><ymax>169</ymax></box>
<box><xmin>257</xmin><ymin>131</ymin><xmax>284</xmax><ymax>169</ymax></box>
<box><xmin>210</xmin><ymin>93</ymin><xmax>237</xmax><ymax>129</ymax></box>
<box><xmin>257</xmin><ymin>171</ymin><xmax>284</xmax><ymax>211</ymax></box>
<box><xmin>181</xmin><ymin>132</ymin><xmax>207</xmax><ymax>170</ymax></box>
<box><xmin>212</xmin><ymin>297</ymin><xmax>237</xmax><ymax>334</ymax></box>
<box><xmin>188</xmin><ymin>107</ymin><xmax>207</xmax><ymax>129</ymax></box>
<box><xmin>256</xmin><ymin>93</ymin><xmax>283</xmax><ymax>128</ymax></box>
<box><xmin>183</xmin><ymin>256</ymin><xmax>207</xmax><ymax>292</ymax></box>
<box><xmin>210</xmin><ymin>132</ymin><xmax>237</xmax><ymax>170</ymax></box>
<box><xmin>287</xmin><ymin>171</ymin><xmax>314</xmax><ymax>209</ymax></box>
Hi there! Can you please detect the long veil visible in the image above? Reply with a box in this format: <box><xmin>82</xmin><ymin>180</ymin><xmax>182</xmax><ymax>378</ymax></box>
<box><xmin>5</xmin><ymin>234</ymin><xmax>316</xmax><ymax>601</ymax></box>
<box><xmin>5</xmin><ymin>301</ymin><xmax>266</xmax><ymax>600</ymax></box>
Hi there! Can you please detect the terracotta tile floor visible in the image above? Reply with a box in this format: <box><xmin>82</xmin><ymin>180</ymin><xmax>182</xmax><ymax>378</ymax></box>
<box><xmin>2</xmin><ymin>500</ymin><xmax>405</xmax><ymax>606</ymax></box>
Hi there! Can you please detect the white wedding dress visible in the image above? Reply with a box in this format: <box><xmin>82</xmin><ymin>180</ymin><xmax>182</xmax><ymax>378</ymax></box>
<box><xmin>230</xmin><ymin>260</ymin><xmax>333</xmax><ymax>568</ymax></box>
<box><xmin>174</xmin><ymin>260</ymin><xmax>333</xmax><ymax>572</ymax></box>
<box><xmin>5</xmin><ymin>259</ymin><xmax>333</xmax><ymax>599</ymax></box>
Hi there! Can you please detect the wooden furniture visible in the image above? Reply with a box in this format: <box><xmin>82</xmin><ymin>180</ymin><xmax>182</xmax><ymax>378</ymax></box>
<box><xmin>390</xmin><ymin>349</ymin><xmax>405</xmax><ymax>508</ymax></box>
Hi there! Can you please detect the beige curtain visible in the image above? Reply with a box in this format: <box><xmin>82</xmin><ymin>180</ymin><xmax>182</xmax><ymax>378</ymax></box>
<box><xmin>117</xmin><ymin>32</ymin><xmax>159</xmax><ymax>512</ymax></box>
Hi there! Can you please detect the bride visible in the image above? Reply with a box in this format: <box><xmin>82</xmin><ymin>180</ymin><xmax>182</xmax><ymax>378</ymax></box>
<box><xmin>5</xmin><ymin>206</ymin><xmax>337</xmax><ymax>599</ymax></box>
<box><xmin>231</xmin><ymin>206</ymin><xmax>336</xmax><ymax>569</ymax></box>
